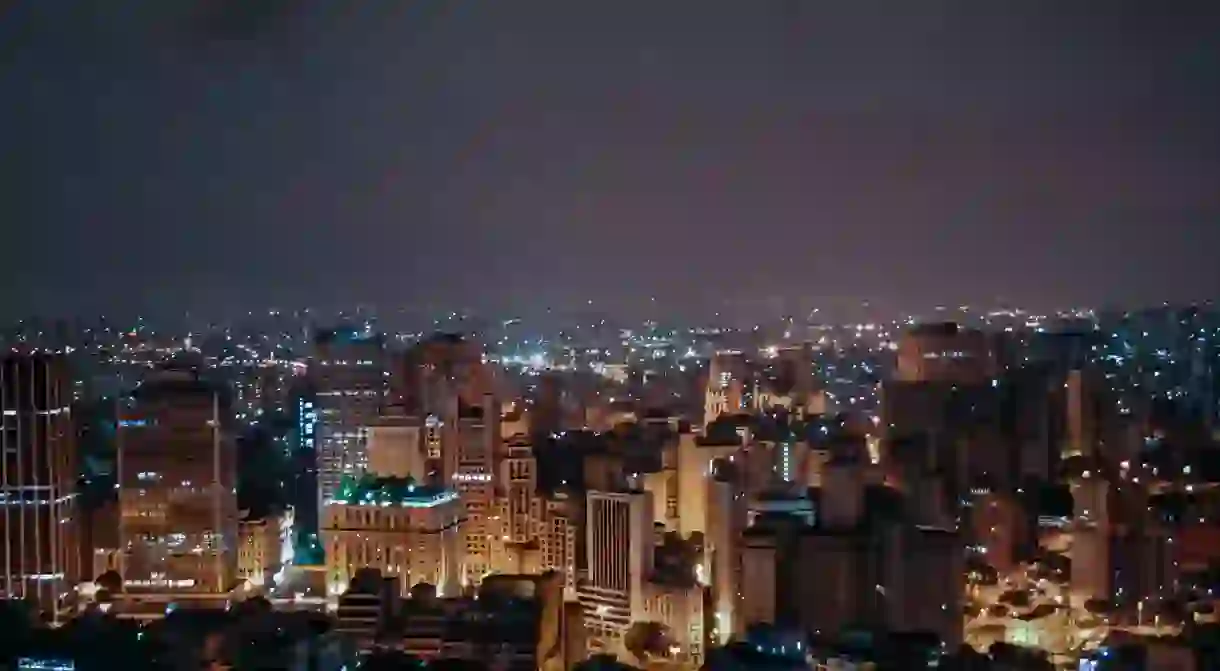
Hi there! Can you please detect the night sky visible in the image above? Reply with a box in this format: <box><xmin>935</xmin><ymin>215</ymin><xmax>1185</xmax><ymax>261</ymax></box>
<box><xmin>2</xmin><ymin>2</ymin><xmax>1218</xmax><ymax>325</ymax></box>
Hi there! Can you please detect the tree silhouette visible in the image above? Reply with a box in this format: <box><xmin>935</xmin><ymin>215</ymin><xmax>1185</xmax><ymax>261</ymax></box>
<box><xmin>623</xmin><ymin>621</ymin><xmax>670</xmax><ymax>666</ymax></box>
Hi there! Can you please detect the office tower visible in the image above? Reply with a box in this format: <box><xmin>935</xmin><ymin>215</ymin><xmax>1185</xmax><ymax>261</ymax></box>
<box><xmin>676</xmin><ymin>429</ymin><xmax>741</xmax><ymax>537</ymax></box>
<box><xmin>488</xmin><ymin>435</ymin><xmax>578</xmax><ymax>591</ymax></box>
<box><xmin>289</xmin><ymin>388</ymin><xmax>321</xmax><ymax>549</ymax></box>
<box><xmin>446</xmin><ymin>394</ymin><xmax>501</xmax><ymax>584</ymax></box>
<box><xmin>366</xmin><ymin>408</ymin><xmax>425</xmax><ymax>480</ymax></box>
<box><xmin>311</xmin><ymin>327</ymin><xmax>386</xmax><ymax>505</ymax></box>
<box><xmin>741</xmin><ymin>479</ymin><xmax>963</xmax><ymax>649</ymax></box>
<box><xmin>895</xmin><ymin>322</ymin><xmax>996</xmax><ymax>384</ymax></box>
<box><xmin>391</xmin><ymin>333</ymin><xmax>492</xmax><ymax>416</ymax></box>
<box><xmin>501</xmin><ymin>435</ymin><xmax>537</xmax><ymax>544</ymax></box>
<box><xmin>117</xmin><ymin>367</ymin><xmax>237</xmax><ymax>594</ymax></box>
<box><xmin>322</xmin><ymin>475</ymin><xmax>463</xmax><ymax>598</ymax></box>
<box><xmin>580</xmin><ymin>489</ymin><xmax>654</xmax><ymax>658</ymax></box>
<box><xmin>1071</xmin><ymin>523</ymin><xmax>1177</xmax><ymax>609</ymax></box>
<box><xmin>0</xmin><ymin>353</ymin><xmax>79</xmax><ymax>622</ymax></box>
<box><xmin>704</xmin><ymin>351</ymin><xmax>747</xmax><ymax>427</ymax></box>
<box><xmin>1069</xmin><ymin>472</ymin><xmax>1174</xmax><ymax>608</ymax></box>
<box><xmin>755</xmin><ymin>343</ymin><xmax>820</xmax><ymax>415</ymax></box>
<box><xmin>529</xmin><ymin>371</ymin><xmax>565</xmax><ymax>438</ymax></box>
<box><xmin>541</xmin><ymin>492</ymin><xmax>579</xmax><ymax>599</ymax></box>
<box><xmin>1064</xmin><ymin>368</ymin><xmax>1104</xmax><ymax>458</ymax></box>
<box><xmin>707</xmin><ymin>458</ymin><xmax>746</xmax><ymax>643</ymax></box>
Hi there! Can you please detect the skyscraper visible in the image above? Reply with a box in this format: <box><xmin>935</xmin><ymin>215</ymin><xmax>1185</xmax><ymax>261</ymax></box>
<box><xmin>0</xmin><ymin>353</ymin><xmax>79</xmax><ymax>622</ymax></box>
<box><xmin>391</xmin><ymin>333</ymin><xmax>492</xmax><ymax>417</ymax></box>
<box><xmin>895</xmin><ymin>322</ymin><xmax>996</xmax><ymax>384</ymax></box>
<box><xmin>579</xmin><ymin>489</ymin><xmax>654</xmax><ymax>658</ymax></box>
<box><xmin>311</xmin><ymin>327</ymin><xmax>386</xmax><ymax>505</ymax></box>
<box><xmin>117</xmin><ymin>368</ymin><xmax>237</xmax><ymax>595</ymax></box>
<box><xmin>446</xmin><ymin>393</ymin><xmax>502</xmax><ymax>584</ymax></box>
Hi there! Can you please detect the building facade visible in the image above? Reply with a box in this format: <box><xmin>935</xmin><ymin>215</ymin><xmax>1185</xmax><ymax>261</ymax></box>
<box><xmin>311</xmin><ymin>328</ymin><xmax>386</xmax><ymax>506</ymax></box>
<box><xmin>322</xmin><ymin>475</ymin><xmax>463</xmax><ymax>598</ymax></box>
<box><xmin>0</xmin><ymin>353</ymin><xmax>79</xmax><ymax>622</ymax></box>
<box><xmin>117</xmin><ymin>368</ymin><xmax>237</xmax><ymax>595</ymax></box>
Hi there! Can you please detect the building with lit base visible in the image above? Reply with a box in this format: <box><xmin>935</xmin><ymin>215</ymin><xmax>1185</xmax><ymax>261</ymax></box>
<box><xmin>116</xmin><ymin>368</ymin><xmax>237</xmax><ymax>598</ymax></box>
<box><xmin>322</xmin><ymin>475</ymin><xmax>462</xmax><ymax>598</ymax></box>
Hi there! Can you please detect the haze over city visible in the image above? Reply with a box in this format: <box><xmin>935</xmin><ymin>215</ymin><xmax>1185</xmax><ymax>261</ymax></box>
<box><xmin>2</xmin><ymin>1</ymin><xmax>1218</xmax><ymax>324</ymax></box>
<box><xmin>4</xmin><ymin>4</ymin><xmax>1220</xmax><ymax>671</ymax></box>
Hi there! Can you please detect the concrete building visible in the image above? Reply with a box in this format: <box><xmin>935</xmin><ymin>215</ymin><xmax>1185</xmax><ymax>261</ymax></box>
<box><xmin>0</xmin><ymin>353</ymin><xmax>80</xmax><ymax>622</ymax></box>
<box><xmin>966</xmin><ymin>491</ymin><xmax>1032</xmax><ymax>574</ymax></box>
<box><xmin>237</xmin><ymin>508</ymin><xmax>293</xmax><ymax>588</ymax></box>
<box><xmin>741</xmin><ymin>471</ymin><xmax>963</xmax><ymax>648</ymax></box>
<box><xmin>322</xmin><ymin>475</ymin><xmax>463</xmax><ymax>598</ymax></box>
<box><xmin>541</xmin><ymin>491</ymin><xmax>580</xmax><ymax>599</ymax></box>
<box><xmin>334</xmin><ymin>568</ymin><xmax>402</xmax><ymax>651</ymax></box>
<box><xmin>741</xmin><ymin>522</ymin><xmax>962</xmax><ymax>649</ymax></box>
<box><xmin>579</xmin><ymin>489</ymin><xmax>654</xmax><ymax>658</ymax></box>
<box><xmin>502</xmin><ymin>434</ymin><xmax>540</xmax><ymax>547</ymax></box>
<box><xmin>117</xmin><ymin>368</ymin><xmax>237</xmax><ymax>596</ymax></box>
<box><xmin>676</xmin><ymin>429</ymin><xmax>741</xmax><ymax>537</ymax></box>
<box><xmin>311</xmin><ymin>327</ymin><xmax>386</xmax><ymax>506</ymax></box>
<box><xmin>289</xmin><ymin>389</ymin><xmax>321</xmax><ymax>544</ymax></box>
<box><xmin>391</xmin><ymin>333</ymin><xmax>493</xmax><ymax>417</ymax></box>
<box><xmin>394</xmin><ymin>572</ymin><xmax>574</xmax><ymax>671</ymax></box>
<box><xmin>895</xmin><ymin>322</ymin><xmax>996</xmax><ymax>384</ymax></box>
<box><xmin>641</xmin><ymin>578</ymin><xmax>707</xmax><ymax>666</ymax></box>
<box><xmin>1064</xmin><ymin>368</ymin><xmax>1106</xmax><ymax>458</ymax></box>
<box><xmin>706</xmin><ymin>458</ymin><xmax>746</xmax><ymax>643</ymax></box>
<box><xmin>444</xmin><ymin>394</ymin><xmax>502</xmax><ymax>584</ymax></box>
<box><xmin>365</xmin><ymin>409</ymin><xmax>425</xmax><ymax>480</ymax></box>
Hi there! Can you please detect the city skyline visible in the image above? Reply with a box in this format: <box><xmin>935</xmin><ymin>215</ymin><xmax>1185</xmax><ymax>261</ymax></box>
<box><xmin>2</xmin><ymin>2</ymin><xmax>1218</xmax><ymax>323</ymax></box>
<box><xmin>6</xmin><ymin>3</ymin><xmax>1220</xmax><ymax>669</ymax></box>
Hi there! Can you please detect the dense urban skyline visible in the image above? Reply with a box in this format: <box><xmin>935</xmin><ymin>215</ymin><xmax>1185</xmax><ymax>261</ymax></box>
<box><xmin>3</xmin><ymin>2</ymin><xmax>1219</xmax><ymax>322</ymax></box>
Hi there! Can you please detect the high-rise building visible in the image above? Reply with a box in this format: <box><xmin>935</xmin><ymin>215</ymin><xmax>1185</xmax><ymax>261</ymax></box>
<box><xmin>391</xmin><ymin>333</ymin><xmax>492</xmax><ymax>417</ymax></box>
<box><xmin>676</xmin><ymin>429</ymin><xmax>741</xmax><ymax>537</ymax></box>
<box><xmin>491</xmin><ymin>435</ymin><xmax>579</xmax><ymax>594</ymax></box>
<box><xmin>706</xmin><ymin>458</ymin><xmax>746</xmax><ymax>643</ymax></box>
<box><xmin>1064</xmin><ymin>368</ymin><xmax>1105</xmax><ymax>458</ymax></box>
<box><xmin>0</xmin><ymin>353</ymin><xmax>80</xmax><ymax>622</ymax></box>
<box><xmin>895</xmin><ymin>322</ymin><xmax>996</xmax><ymax>384</ymax></box>
<box><xmin>443</xmin><ymin>394</ymin><xmax>502</xmax><ymax>584</ymax></box>
<box><xmin>704</xmin><ymin>351</ymin><xmax>747</xmax><ymax>427</ymax></box>
<box><xmin>579</xmin><ymin>489</ymin><xmax>654</xmax><ymax>658</ymax></box>
<box><xmin>311</xmin><ymin>327</ymin><xmax>386</xmax><ymax>505</ymax></box>
<box><xmin>366</xmin><ymin>408</ymin><xmax>425</xmax><ymax>480</ymax></box>
<box><xmin>289</xmin><ymin>387</ymin><xmax>321</xmax><ymax>552</ymax></box>
<box><xmin>540</xmin><ymin>491</ymin><xmax>580</xmax><ymax>599</ymax></box>
<box><xmin>117</xmin><ymin>368</ymin><xmax>237</xmax><ymax>595</ymax></box>
<box><xmin>502</xmin><ymin>434</ymin><xmax>540</xmax><ymax>546</ymax></box>
<box><xmin>741</xmin><ymin>467</ymin><xmax>963</xmax><ymax>648</ymax></box>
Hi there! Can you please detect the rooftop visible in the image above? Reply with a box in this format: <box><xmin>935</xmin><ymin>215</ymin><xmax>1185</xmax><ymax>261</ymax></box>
<box><xmin>327</xmin><ymin>474</ymin><xmax>458</xmax><ymax>508</ymax></box>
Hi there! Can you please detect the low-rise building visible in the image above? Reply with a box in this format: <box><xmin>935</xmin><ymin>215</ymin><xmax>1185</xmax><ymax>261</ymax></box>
<box><xmin>322</xmin><ymin>475</ymin><xmax>463</xmax><ymax>598</ymax></box>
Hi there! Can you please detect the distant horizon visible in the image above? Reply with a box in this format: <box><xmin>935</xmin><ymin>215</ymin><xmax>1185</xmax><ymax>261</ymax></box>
<box><xmin>2</xmin><ymin>297</ymin><xmax>1216</xmax><ymax>338</ymax></box>
<box><xmin>3</xmin><ymin>3</ymin><xmax>1217</xmax><ymax>324</ymax></box>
